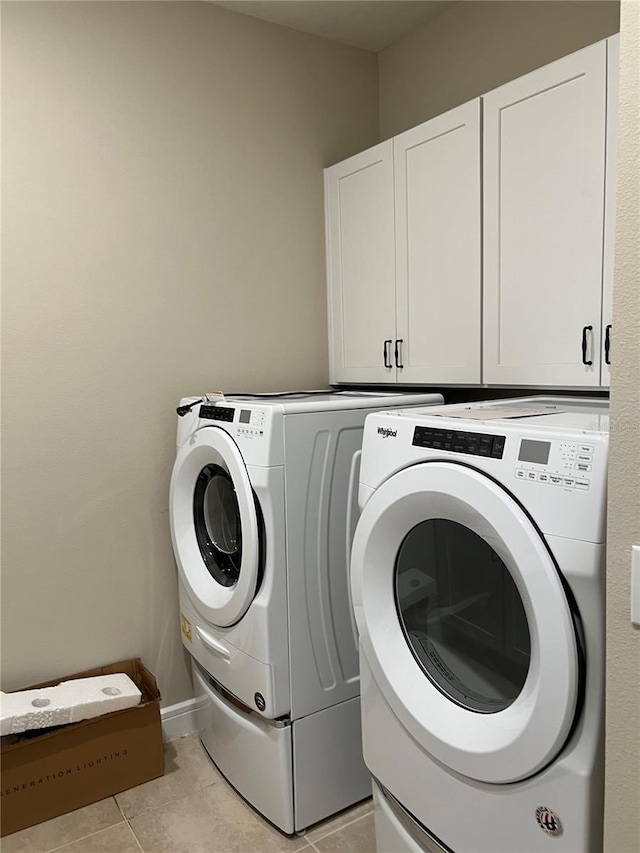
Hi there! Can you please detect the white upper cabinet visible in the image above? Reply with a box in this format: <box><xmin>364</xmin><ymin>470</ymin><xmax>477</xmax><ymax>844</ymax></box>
<box><xmin>325</xmin><ymin>141</ymin><xmax>396</xmax><ymax>384</ymax></box>
<box><xmin>601</xmin><ymin>34</ymin><xmax>620</xmax><ymax>388</ymax></box>
<box><xmin>325</xmin><ymin>101</ymin><xmax>482</xmax><ymax>385</ymax></box>
<box><xmin>325</xmin><ymin>36</ymin><xmax>617</xmax><ymax>389</ymax></box>
<box><xmin>394</xmin><ymin>100</ymin><xmax>482</xmax><ymax>384</ymax></box>
<box><xmin>483</xmin><ymin>41</ymin><xmax>608</xmax><ymax>387</ymax></box>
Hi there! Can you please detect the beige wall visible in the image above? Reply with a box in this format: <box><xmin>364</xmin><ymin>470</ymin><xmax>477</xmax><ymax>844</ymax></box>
<box><xmin>605</xmin><ymin>3</ymin><xmax>640</xmax><ymax>849</ymax></box>
<box><xmin>1</xmin><ymin>1</ymin><xmax>378</xmax><ymax>706</ymax></box>
<box><xmin>379</xmin><ymin>0</ymin><xmax>620</xmax><ymax>138</ymax></box>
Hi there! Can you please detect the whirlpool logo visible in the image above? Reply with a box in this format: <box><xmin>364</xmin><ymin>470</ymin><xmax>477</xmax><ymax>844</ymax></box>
<box><xmin>377</xmin><ymin>427</ymin><xmax>398</xmax><ymax>438</ymax></box>
<box><xmin>535</xmin><ymin>806</ymin><xmax>563</xmax><ymax>838</ymax></box>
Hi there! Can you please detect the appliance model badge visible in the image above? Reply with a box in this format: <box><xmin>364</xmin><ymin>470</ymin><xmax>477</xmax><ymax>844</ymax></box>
<box><xmin>181</xmin><ymin>615</ymin><xmax>192</xmax><ymax>643</ymax></box>
<box><xmin>535</xmin><ymin>806</ymin><xmax>564</xmax><ymax>838</ymax></box>
<box><xmin>254</xmin><ymin>692</ymin><xmax>266</xmax><ymax>712</ymax></box>
<box><xmin>377</xmin><ymin>427</ymin><xmax>398</xmax><ymax>439</ymax></box>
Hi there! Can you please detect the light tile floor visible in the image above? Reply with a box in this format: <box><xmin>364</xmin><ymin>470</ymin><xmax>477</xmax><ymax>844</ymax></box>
<box><xmin>3</xmin><ymin>734</ymin><xmax>375</xmax><ymax>853</ymax></box>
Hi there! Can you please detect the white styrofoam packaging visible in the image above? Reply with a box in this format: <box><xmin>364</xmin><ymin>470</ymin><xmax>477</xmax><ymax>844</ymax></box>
<box><xmin>0</xmin><ymin>673</ymin><xmax>141</xmax><ymax>735</ymax></box>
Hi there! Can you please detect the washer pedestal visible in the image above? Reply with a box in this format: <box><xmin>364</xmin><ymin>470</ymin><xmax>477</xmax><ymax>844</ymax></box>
<box><xmin>194</xmin><ymin>663</ymin><xmax>371</xmax><ymax>834</ymax></box>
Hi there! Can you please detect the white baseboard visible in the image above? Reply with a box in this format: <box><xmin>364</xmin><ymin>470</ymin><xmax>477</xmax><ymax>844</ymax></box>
<box><xmin>160</xmin><ymin>696</ymin><xmax>203</xmax><ymax>742</ymax></box>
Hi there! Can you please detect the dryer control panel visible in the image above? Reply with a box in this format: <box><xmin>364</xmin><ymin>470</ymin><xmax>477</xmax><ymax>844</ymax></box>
<box><xmin>514</xmin><ymin>438</ymin><xmax>595</xmax><ymax>491</ymax></box>
<box><xmin>412</xmin><ymin>426</ymin><xmax>506</xmax><ymax>459</ymax></box>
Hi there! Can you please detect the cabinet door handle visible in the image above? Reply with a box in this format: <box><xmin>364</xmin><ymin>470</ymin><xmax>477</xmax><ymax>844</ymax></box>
<box><xmin>605</xmin><ymin>324</ymin><xmax>612</xmax><ymax>365</ymax></box>
<box><xmin>394</xmin><ymin>339</ymin><xmax>404</xmax><ymax>369</ymax></box>
<box><xmin>581</xmin><ymin>325</ymin><xmax>593</xmax><ymax>366</ymax></box>
<box><xmin>383</xmin><ymin>339</ymin><xmax>393</xmax><ymax>369</ymax></box>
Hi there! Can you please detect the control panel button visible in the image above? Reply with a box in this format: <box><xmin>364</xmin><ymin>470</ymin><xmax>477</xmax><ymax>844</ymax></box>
<box><xmin>550</xmin><ymin>475</ymin><xmax>563</xmax><ymax>485</ymax></box>
<box><xmin>575</xmin><ymin>479</ymin><xmax>590</xmax><ymax>490</ymax></box>
<box><xmin>515</xmin><ymin>469</ymin><xmax>526</xmax><ymax>479</ymax></box>
<box><xmin>491</xmin><ymin>436</ymin><xmax>506</xmax><ymax>458</ymax></box>
<box><xmin>526</xmin><ymin>471</ymin><xmax>538</xmax><ymax>481</ymax></box>
<box><xmin>578</xmin><ymin>444</ymin><xmax>595</xmax><ymax>453</ymax></box>
<box><xmin>238</xmin><ymin>427</ymin><xmax>264</xmax><ymax>437</ymax></box>
<box><xmin>563</xmin><ymin>477</ymin><xmax>576</xmax><ymax>488</ymax></box>
<box><xmin>538</xmin><ymin>473</ymin><xmax>550</xmax><ymax>483</ymax></box>
<box><xmin>576</xmin><ymin>453</ymin><xmax>593</xmax><ymax>463</ymax></box>
<box><xmin>575</xmin><ymin>463</ymin><xmax>592</xmax><ymax>472</ymax></box>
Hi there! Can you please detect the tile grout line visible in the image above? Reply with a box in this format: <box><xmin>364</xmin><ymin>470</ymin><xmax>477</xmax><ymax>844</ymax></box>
<box><xmin>114</xmin><ymin>794</ymin><xmax>128</xmax><ymax>821</ymax></box>
<box><xmin>46</xmin><ymin>819</ymin><xmax>126</xmax><ymax>853</ymax></box>
<box><xmin>115</xmin><ymin>777</ymin><xmax>219</xmax><ymax>824</ymax></box>
<box><xmin>125</xmin><ymin>816</ymin><xmax>145</xmax><ymax>853</ymax></box>
<box><xmin>115</xmin><ymin>795</ymin><xmax>147</xmax><ymax>852</ymax></box>
<box><xmin>303</xmin><ymin>807</ymin><xmax>374</xmax><ymax>844</ymax></box>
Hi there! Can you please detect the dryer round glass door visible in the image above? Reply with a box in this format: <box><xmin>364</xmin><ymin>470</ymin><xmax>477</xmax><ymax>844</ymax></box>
<box><xmin>170</xmin><ymin>426</ymin><xmax>262</xmax><ymax>627</ymax></box>
<box><xmin>350</xmin><ymin>461</ymin><xmax>581</xmax><ymax>784</ymax></box>
<box><xmin>396</xmin><ymin>519</ymin><xmax>531</xmax><ymax>715</ymax></box>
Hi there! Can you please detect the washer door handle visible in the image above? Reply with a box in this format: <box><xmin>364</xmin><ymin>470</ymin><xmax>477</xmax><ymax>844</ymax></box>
<box><xmin>196</xmin><ymin>626</ymin><xmax>231</xmax><ymax>661</ymax></box>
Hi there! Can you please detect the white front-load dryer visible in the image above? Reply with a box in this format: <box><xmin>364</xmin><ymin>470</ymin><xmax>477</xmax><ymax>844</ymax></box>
<box><xmin>169</xmin><ymin>389</ymin><xmax>444</xmax><ymax>833</ymax></box>
<box><xmin>350</xmin><ymin>396</ymin><xmax>609</xmax><ymax>853</ymax></box>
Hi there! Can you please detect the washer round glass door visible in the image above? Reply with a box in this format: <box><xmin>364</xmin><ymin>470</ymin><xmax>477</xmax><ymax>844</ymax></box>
<box><xmin>193</xmin><ymin>463</ymin><xmax>243</xmax><ymax>587</ymax></box>
<box><xmin>170</xmin><ymin>427</ymin><xmax>260</xmax><ymax>627</ymax></box>
<box><xmin>351</xmin><ymin>461</ymin><xmax>580</xmax><ymax>784</ymax></box>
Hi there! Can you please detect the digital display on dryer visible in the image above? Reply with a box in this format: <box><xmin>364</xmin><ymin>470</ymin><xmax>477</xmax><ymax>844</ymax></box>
<box><xmin>518</xmin><ymin>439</ymin><xmax>550</xmax><ymax>465</ymax></box>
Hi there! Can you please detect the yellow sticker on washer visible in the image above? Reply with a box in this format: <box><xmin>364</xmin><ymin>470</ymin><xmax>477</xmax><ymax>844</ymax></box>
<box><xmin>181</xmin><ymin>615</ymin><xmax>192</xmax><ymax>643</ymax></box>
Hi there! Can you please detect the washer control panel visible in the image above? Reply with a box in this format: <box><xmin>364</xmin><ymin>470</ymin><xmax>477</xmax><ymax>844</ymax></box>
<box><xmin>200</xmin><ymin>404</ymin><xmax>234</xmax><ymax>422</ymax></box>
<box><xmin>199</xmin><ymin>405</ymin><xmax>265</xmax><ymax>437</ymax></box>
<box><xmin>514</xmin><ymin>439</ymin><xmax>595</xmax><ymax>491</ymax></box>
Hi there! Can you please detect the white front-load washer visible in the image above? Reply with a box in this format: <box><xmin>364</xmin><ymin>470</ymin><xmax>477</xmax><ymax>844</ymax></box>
<box><xmin>169</xmin><ymin>389</ymin><xmax>444</xmax><ymax>833</ymax></box>
<box><xmin>350</xmin><ymin>396</ymin><xmax>609</xmax><ymax>852</ymax></box>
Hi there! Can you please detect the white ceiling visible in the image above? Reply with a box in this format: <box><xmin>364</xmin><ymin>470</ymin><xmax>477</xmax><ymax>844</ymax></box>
<box><xmin>209</xmin><ymin>1</ymin><xmax>457</xmax><ymax>52</ymax></box>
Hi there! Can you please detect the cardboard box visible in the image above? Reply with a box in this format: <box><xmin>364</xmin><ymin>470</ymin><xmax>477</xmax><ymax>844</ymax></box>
<box><xmin>1</xmin><ymin>658</ymin><xmax>164</xmax><ymax>837</ymax></box>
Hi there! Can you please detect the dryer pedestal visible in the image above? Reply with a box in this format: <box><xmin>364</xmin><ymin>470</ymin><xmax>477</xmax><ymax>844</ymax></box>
<box><xmin>193</xmin><ymin>662</ymin><xmax>371</xmax><ymax>834</ymax></box>
<box><xmin>373</xmin><ymin>781</ymin><xmax>446</xmax><ymax>853</ymax></box>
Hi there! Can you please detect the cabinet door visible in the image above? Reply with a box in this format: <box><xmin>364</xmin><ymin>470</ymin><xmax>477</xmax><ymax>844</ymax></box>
<box><xmin>483</xmin><ymin>41</ymin><xmax>607</xmax><ymax>387</ymax></box>
<box><xmin>325</xmin><ymin>142</ymin><xmax>397</xmax><ymax>384</ymax></box>
<box><xmin>601</xmin><ymin>35</ymin><xmax>619</xmax><ymax>388</ymax></box>
<box><xmin>394</xmin><ymin>100</ymin><xmax>482</xmax><ymax>384</ymax></box>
